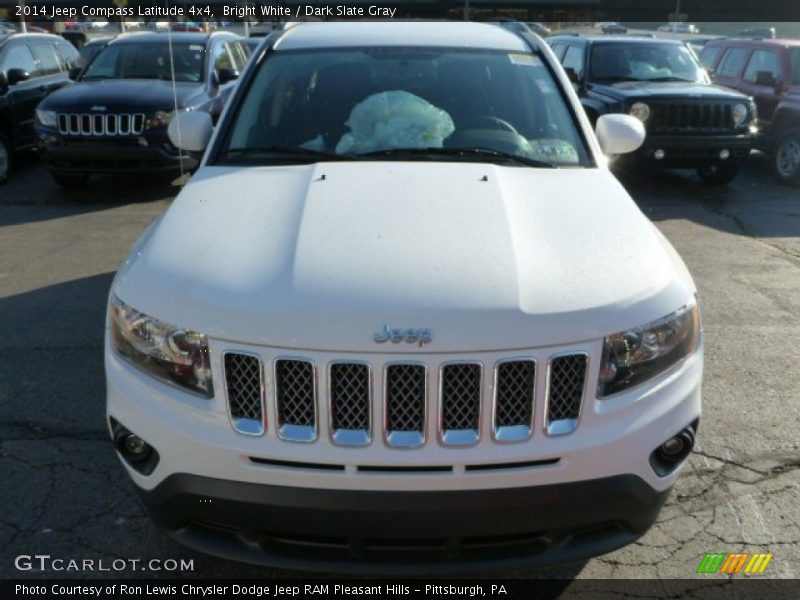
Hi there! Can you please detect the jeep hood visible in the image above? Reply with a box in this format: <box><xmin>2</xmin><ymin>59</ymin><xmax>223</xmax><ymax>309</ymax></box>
<box><xmin>40</xmin><ymin>80</ymin><xmax>203</xmax><ymax>112</ymax></box>
<box><xmin>595</xmin><ymin>80</ymin><xmax>748</xmax><ymax>100</ymax></box>
<box><xmin>113</xmin><ymin>162</ymin><xmax>695</xmax><ymax>352</ymax></box>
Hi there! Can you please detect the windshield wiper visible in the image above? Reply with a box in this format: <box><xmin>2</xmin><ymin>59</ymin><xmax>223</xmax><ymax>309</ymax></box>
<box><xmin>355</xmin><ymin>147</ymin><xmax>555</xmax><ymax>168</ymax></box>
<box><xmin>222</xmin><ymin>146</ymin><xmax>350</xmax><ymax>163</ymax></box>
<box><xmin>643</xmin><ymin>76</ymin><xmax>698</xmax><ymax>82</ymax></box>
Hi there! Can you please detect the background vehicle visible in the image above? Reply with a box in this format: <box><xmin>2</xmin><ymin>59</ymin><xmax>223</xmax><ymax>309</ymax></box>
<box><xmin>735</xmin><ymin>27</ymin><xmax>776</xmax><ymax>39</ymax></box>
<box><xmin>34</xmin><ymin>32</ymin><xmax>249</xmax><ymax>187</ymax></box>
<box><xmin>0</xmin><ymin>32</ymin><xmax>78</xmax><ymax>183</ymax></box>
<box><xmin>549</xmin><ymin>35</ymin><xmax>756</xmax><ymax>184</ymax></box>
<box><xmin>702</xmin><ymin>37</ymin><xmax>800</xmax><ymax>185</ymax></box>
<box><xmin>658</xmin><ymin>23</ymin><xmax>699</xmax><ymax>34</ymax></box>
<box><xmin>601</xmin><ymin>22</ymin><xmax>627</xmax><ymax>34</ymax></box>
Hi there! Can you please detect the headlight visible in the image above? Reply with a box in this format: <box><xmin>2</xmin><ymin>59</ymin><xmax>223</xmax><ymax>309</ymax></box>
<box><xmin>36</xmin><ymin>109</ymin><xmax>57</xmax><ymax>128</ymax></box>
<box><xmin>110</xmin><ymin>295</ymin><xmax>213</xmax><ymax>397</ymax></box>
<box><xmin>629</xmin><ymin>102</ymin><xmax>650</xmax><ymax>122</ymax></box>
<box><xmin>145</xmin><ymin>110</ymin><xmax>174</xmax><ymax>129</ymax></box>
<box><xmin>732</xmin><ymin>103</ymin><xmax>749</xmax><ymax>127</ymax></box>
<box><xmin>597</xmin><ymin>300</ymin><xmax>700</xmax><ymax>398</ymax></box>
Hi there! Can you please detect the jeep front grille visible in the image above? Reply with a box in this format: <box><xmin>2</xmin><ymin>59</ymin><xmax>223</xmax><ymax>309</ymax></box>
<box><xmin>384</xmin><ymin>363</ymin><xmax>427</xmax><ymax>447</ymax></box>
<box><xmin>440</xmin><ymin>363</ymin><xmax>481</xmax><ymax>445</ymax></box>
<box><xmin>223</xmin><ymin>353</ymin><xmax>264</xmax><ymax>436</ymax></box>
<box><xmin>648</xmin><ymin>102</ymin><xmax>737</xmax><ymax>134</ymax></box>
<box><xmin>57</xmin><ymin>113</ymin><xmax>145</xmax><ymax>136</ymax></box>
<box><xmin>546</xmin><ymin>354</ymin><xmax>588</xmax><ymax>436</ymax></box>
<box><xmin>223</xmin><ymin>351</ymin><xmax>589</xmax><ymax>445</ymax></box>
<box><xmin>329</xmin><ymin>362</ymin><xmax>371</xmax><ymax>446</ymax></box>
<box><xmin>274</xmin><ymin>359</ymin><xmax>316</xmax><ymax>442</ymax></box>
<box><xmin>494</xmin><ymin>360</ymin><xmax>536</xmax><ymax>441</ymax></box>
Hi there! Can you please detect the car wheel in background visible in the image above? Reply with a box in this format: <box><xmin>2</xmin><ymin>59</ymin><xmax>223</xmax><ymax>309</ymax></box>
<box><xmin>772</xmin><ymin>128</ymin><xmax>800</xmax><ymax>187</ymax></box>
<box><xmin>697</xmin><ymin>163</ymin><xmax>739</xmax><ymax>186</ymax></box>
<box><xmin>0</xmin><ymin>132</ymin><xmax>11</xmax><ymax>184</ymax></box>
<box><xmin>51</xmin><ymin>171</ymin><xmax>89</xmax><ymax>189</ymax></box>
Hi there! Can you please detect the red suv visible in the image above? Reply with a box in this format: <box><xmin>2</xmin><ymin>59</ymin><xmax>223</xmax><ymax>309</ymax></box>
<box><xmin>701</xmin><ymin>38</ymin><xmax>800</xmax><ymax>186</ymax></box>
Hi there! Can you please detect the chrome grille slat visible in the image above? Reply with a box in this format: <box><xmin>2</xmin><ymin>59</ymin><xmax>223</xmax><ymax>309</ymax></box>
<box><xmin>275</xmin><ymin>359</ymin><xmax>317</xmax><ymax>442</ymax></box>
<box><xmin>223</xmin><ymin>353</ymin><xmax>264</xmax><ymax>436</ymax></box>
<box><xmin>55</xmin><ymin>113</ymin><xmax>146</xmax><ymax>136</ymax></box>
<box><xmin>329</xmin><ymin>362</ymin><xmax>370</xmax><ymax>446</ymax></box>
<box><xmin>494</xmin><ymin>360</ymin><xmax>535</xmax><ymax>442</ymax></box>
<box><xmin>440</xmin><ymin>363</ymin><xmax>481</xmax><ymax>445</ymax></box>
<box><xmin>546</xmin><ymin>353</ymin><xmax>587</xmax><ymax>436</ymax></box>
<box><xmin>385</xmin><ymin>363</ymin><xmax>426</xmax><ymax>448</ymax></box>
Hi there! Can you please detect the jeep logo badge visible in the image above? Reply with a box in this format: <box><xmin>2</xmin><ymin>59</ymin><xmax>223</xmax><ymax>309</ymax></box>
<box><xmin>374</xmin><ymin>325</ymin><xmax>433</xmax><ymax>347</ymax></box>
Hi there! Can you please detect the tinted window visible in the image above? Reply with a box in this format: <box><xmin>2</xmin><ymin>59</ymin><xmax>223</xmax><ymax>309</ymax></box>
<box><xmin>717</xmin><ymin>47</ymin><xmax>749</xmax><ymax>78</ymax></box>
<box><xmin>56</xmin><ymin>41</ymin><xmax>80</xmax><ymax>70</ymax></box>
<box><xmin>221</xmin><ymin>47</ymin><xmax>590</xmax><ymax>166</ymax></box>
<box><xmin>213</xmin><ymin>43</ymin><xmax>233</xmax><ymax>71</ymax></box>
<box><xmin>589</xmin><ymin>42</ymin><xmax>704</xmax><ymax>83</ymax></box>
<box><xmin>743</xmin><ymin>50</ymin><xmax>781</xmax><ymax>83</ymax></box>
<box><xmin>30</xmin><ymin>43</ymin><xmax>61</xmax><ymax>76</ymax></box>
<box><xmin>550</xmin><ymin>43</ymin><xmax>567</xmax><ymax>61</ymax></box>
<box><xmin>1</xmin><ymin>43</ymin><xmax>38</xmax><ymax>76</ymax></box>
<box><xmin>562</xmin><ymin>45</ymin><xmax>584</xmax><ymax>78</ymax></box>
<box><xmin>229</xmin><ymin>42</ymin><xmax>248</xmax><ymax>71</ymax></box>
<box><xmin>82</xmin><ymin>43</ymin><xmax>206</xmax><ymax>82</ymax></box>
<box><xmin>791</xmin><ymin>49</ymin><xmax>800</xmax><ymax>85</ymax></box>
<box><xmin>699</xmin><ymin>46</ymin><xmax>721</xmax><ymax>69</ymax></box>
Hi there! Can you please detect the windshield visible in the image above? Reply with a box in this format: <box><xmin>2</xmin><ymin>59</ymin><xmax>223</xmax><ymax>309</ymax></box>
<box><xmin>82</xmin><ymin>42</ymin><xmax>206</xmax><ymax>82</ymax></box>
<box><xmin>218</xmin><ymin>47</ymin><xmax>590</xmax><ymax>167</ymax></box>
<box><xmin>589</xmin><ymin>43</ymin><xmax>705</xmax><ymax>83</ymax></box>
<box><xmin>791</xmin><ymin>49</ymin><xmax>800</xmax><ymax>85</ymax></box>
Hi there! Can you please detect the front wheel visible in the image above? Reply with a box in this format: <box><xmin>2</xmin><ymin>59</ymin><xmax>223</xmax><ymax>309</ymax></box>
<box><xmin>772</xmin><ymin>128</ymin><xmax>800</xmax><ymax>186</ymax></box>
<box><xmin>51</xmin><ymin>171</ymin><xmax>89</xmax><ymax>189</ymax></box>
<box><xmin>697</xmin><ymin>163</ymin><xmax>739</xmax><ymax>186</ymax></box>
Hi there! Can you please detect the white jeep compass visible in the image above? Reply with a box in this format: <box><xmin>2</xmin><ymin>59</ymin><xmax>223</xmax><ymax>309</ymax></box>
<box><xmin>105</xmin><ymin>22</ymin><xmax>703</xmax><ymax>573</ymax></box>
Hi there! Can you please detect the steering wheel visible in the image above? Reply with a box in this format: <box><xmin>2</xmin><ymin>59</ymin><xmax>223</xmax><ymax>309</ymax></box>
<box><xmin>468</xmin><ymin>116</ymin><xmax>519</xmax><ymax>134</ymax></box>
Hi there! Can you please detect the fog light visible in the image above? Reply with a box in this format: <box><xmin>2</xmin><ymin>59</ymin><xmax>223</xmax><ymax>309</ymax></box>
<box><xmin>650</xmin><ymin>421</ymin><xmax>697</xmax><ymax>477</ymax></box>
<box><xmin>123</xmin><ymin>434</ymin><xmax>149</xmax><ymax>457</ymax></box>
<box><xmin>719</xmin><ymin>149</ymin><xmax>730</xmax><ymax>160</ymax></box>
<box><xmin>654</xmin><ymin>149</ymin><xmax>666</xmax><ymax>160</ymax></box>
<box><xmin>660</xmin><ymin>436</ymin><xmax>685</xmax><ymax>456</ymax></box>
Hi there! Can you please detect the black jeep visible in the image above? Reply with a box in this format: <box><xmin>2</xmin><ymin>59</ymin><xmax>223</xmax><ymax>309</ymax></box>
<box><xmin>549</xmin><ymin>35</ymin><xmax>757</xmax><ymax>184</ymax></box>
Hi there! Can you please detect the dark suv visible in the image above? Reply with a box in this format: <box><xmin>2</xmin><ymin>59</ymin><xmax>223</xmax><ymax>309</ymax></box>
<box><xmin>549</xmin><ymin>35</ymin><xmax>756</xmax><ymax>184</ymax></box>
<box><xmin>0</xmin><ymin>32</ymin><xmax>78</xmax><ymax>183</ymax></box>
<box><xmin>701</xmin><ymin>38</ymin><xmax>800</xmax><ymax>185</ymax></box>
<box><xmin>34</xmin><ymin>32</ymin><xmax>248</xmax><ymax>188</ymax></box>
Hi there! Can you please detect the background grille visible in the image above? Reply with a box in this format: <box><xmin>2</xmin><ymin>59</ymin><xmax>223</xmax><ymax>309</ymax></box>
<box><xmin>330</xmin><ymin>363</ymin><xmax>370</xmax><ymax>434</ymax></box>
<box><xmin>223</xmin><ymin>353</ymin><xmax>264</xmax><ymax>435</ymax></box>
<box><xmin>57</xmin><ymin>113</ymin><xmax>145</xmax><ymax>136</ymax></box>
<box><xmin>648</xmin><ymin>102</ymin><xmax>735</xmax><ymax>134</ymax></box>
<box><xmin>547</xmin><ymin>354</ymin><xmax>587</xmax><ymax>435</ymax></box>
<box><xmin>441</xmin><ymin>364</ymin><xmax>481</xmax><ymax>442</ymax></box>
<box><xmin>385</xmin><ymin>364</ymin><xmax>426</xmax><ymax>437</ymax></box>
<box><xmin>275</xmin><ymin>359</ymin><xmax>316</xmax><ymax>440</ymax></box>
<box><xmin>495</xmin><ymin>360</ymin><xmax>535</xmax><ymax>430</ymax></box>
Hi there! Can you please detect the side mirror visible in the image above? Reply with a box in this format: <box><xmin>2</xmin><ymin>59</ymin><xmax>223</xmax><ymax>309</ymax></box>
<box><xmin>68</xmin><ymin>67</ymin><xmax>82</xmax><ymax>81</ymax></box>
<box><xmin>6</xmin><ymin>68</ymin><xmax>30</xmax><ymax>85</ymax></box>
<box><xmin>167</xmin><ymin>111</ymin><xmax>213</xmax><ymax>153</ymax></box>
<box><xmin>595</xmin><ymin>114</ymin><xmax>645</xmax><ymax>156</ymax></box>
<box><xmin>755</xmin><ymin>70</ymin><xmax>777</xmax><ymax>87</ymax></box>
<box><xmin>563</xmin><ymin>67</ymin><xmax>579</xmax><ymax>84</ymax></box>
<box><xmin>216</xmin><ymin>67</ymin><xmax>239</xmax><ymax>85</ymax></box>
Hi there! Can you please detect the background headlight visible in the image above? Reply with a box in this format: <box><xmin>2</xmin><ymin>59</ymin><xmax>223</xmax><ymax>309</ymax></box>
<box><xmin>145</xmin><ymin>110</ymin><xmax>174</xmax><ymax>129</ymax></box>
<box><xmin>629</xmin><ymin>102</ymin><xmax>651</xmax><ymax>122</ymax></box>
<box><xmin>732</xmin><ymin>103</ymin><xmax>749</xmax><ymax>127</ymax></box>
<box><xmin>110</xmin><ymin>295</ymin><xmax>213</xmax><ymax>397</ymax></box>
<box><xmin>36</xmin><ymin>109</ymin><xmax>57</xmax><ymax>128</ymax></box>
<box><xmin>598</xmin><ymin>300</ymin><xmax>700</xmax><ymax>398</ymax></box>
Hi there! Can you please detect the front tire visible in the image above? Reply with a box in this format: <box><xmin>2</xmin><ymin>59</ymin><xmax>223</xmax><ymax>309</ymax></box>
<box><xmin>51</xmin><ymin>171</ymin><xmax>89</xmax><ymax>189</ymax></box>
<box><xmin>772</xmin><ymin>127</ymin><xmax>800</xmax><ymax>186</ymax></box>
<box><xmin>0</xmin><ymin>132</ymin><xmax>12</xmax><ymax>184</ymax></box>
<box><xmin>697</xmin><ymin>163</ymin><xmax>739</xmax><ymax>186</ymax></box>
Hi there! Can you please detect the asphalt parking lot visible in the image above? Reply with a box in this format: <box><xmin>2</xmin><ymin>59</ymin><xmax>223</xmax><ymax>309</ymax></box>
<box><xmin>0</xmin><ymin>154</ymin><xmax>798</xmax><ymax>581</ymax></box>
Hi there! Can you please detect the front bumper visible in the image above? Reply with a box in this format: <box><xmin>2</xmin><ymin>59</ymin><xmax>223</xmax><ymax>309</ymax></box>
<box><xmin>36</xmin><ymin>128</ymin><xmax>197</xmax><ymax>174</ymax></box>
<box><xmin>626</xmin><ymin>133</ymin><xmax>753</xmax><ymax>168</ymax></box>
<box><xmin>140</xmin><ymin>473</ymin><xmax>669</xmax><ymax>574</ymax></box>
<box><xmin>106</xmin><ymin>330</ymin><xmax>702</xmax><ymax>572</ymax></box>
